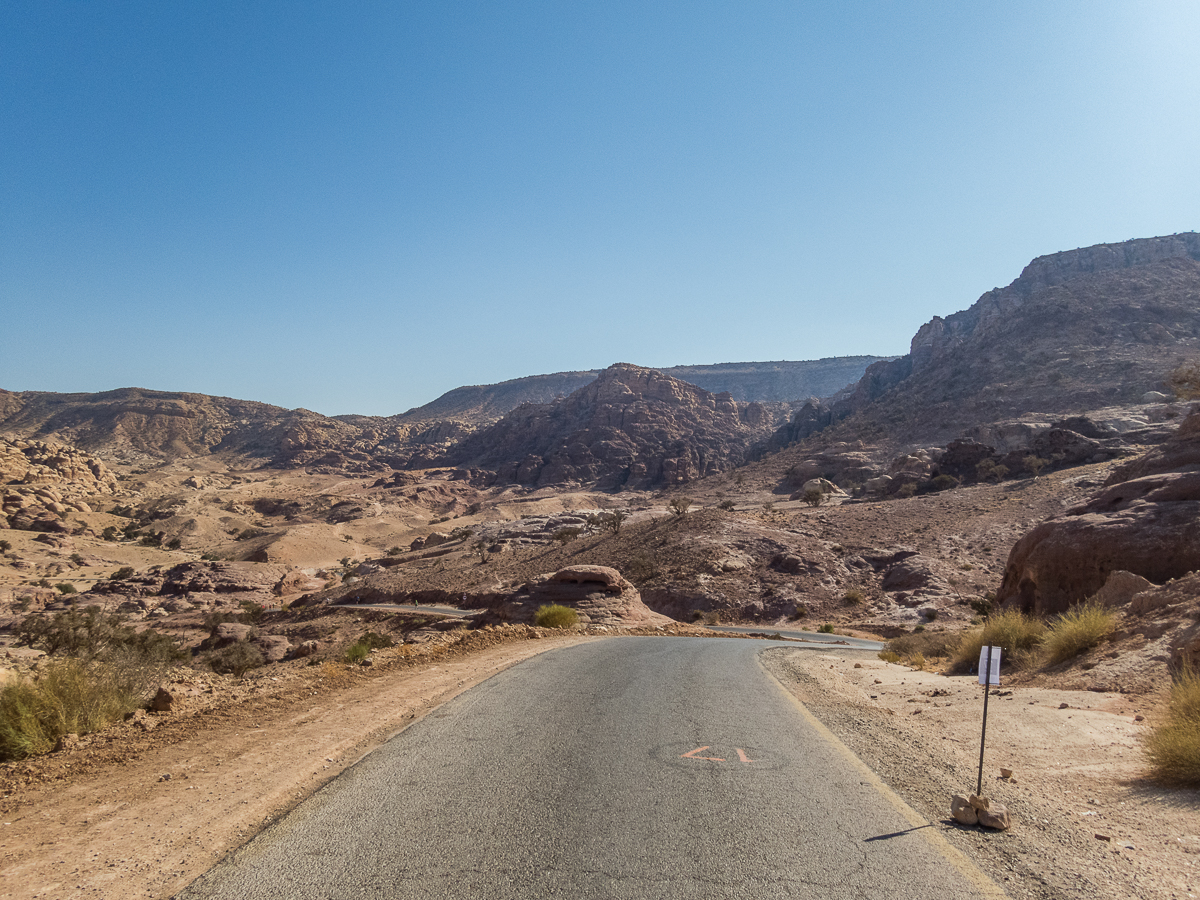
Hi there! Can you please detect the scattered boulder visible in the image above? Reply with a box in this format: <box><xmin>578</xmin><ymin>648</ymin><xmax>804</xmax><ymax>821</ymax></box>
<box><xmin>293</xmin><ymin>640</ymin><xmax>321</xmax><ymax>658</ymax></box>
<box><xmin>213</xmin><ymin>622</ymin><xmax>254</xmax><ymax>646</ymax></box>
<box><xmin>256</xmin><ymin>635</ymin><xmax>292</xmax><ymax>663</ymax></box>
<box><xmin>275</xmin><ymin>569</ymin><xmax>327</xmax><ymax>596</ymax></box>
<box><xmin>1092</xmin><ymin>570</ymin><xmax>1154</xmax><ymax>609</ymax></box>
<box><xmin>951</xmin><ymin>795</ymin><xmax>978</xmax><ymax>826</ymax></box>
<box><xmin>881</xmin><ymin>555</ymin><xmax>941</xmax><ymax>592</ymax></box>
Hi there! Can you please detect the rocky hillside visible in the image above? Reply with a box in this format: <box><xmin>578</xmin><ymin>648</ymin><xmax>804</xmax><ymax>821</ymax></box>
<box><xmin>431</xmin><ymin>364</ymin><xmax>779</xmax><ymax>489</ymax></box>
<box><xmin>396</xmin><ymin>357</ymin><xmax>887</xmax><ymax>424</ymax></box>
<box><xmin>0</xmin><ymin>388</ymin><xmax>469</xmax><ymax>472</ymax></box>
<box><xmin>773</xmin><ymin>233</ymin><xmax>1200</xmax><ymax>449</ymax></box>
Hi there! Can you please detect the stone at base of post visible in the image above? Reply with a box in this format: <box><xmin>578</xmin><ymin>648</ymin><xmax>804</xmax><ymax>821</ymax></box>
<box><xmin>950</xmin><ymin>794</ymin><xmax>1013</xmax><ymax>830</ymax></box>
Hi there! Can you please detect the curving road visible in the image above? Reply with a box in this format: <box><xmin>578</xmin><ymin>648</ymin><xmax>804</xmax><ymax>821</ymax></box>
<box><xmin>180</xmin><ymin>637</ymin><xmax>1002</xmax><ymax>900</ymax></box>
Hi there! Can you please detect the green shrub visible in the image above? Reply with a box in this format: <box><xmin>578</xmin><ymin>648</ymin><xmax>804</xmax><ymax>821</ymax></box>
<box><xmin>552</xmin><ymin>527</ymin><xmax>582</xmax><ymax>544</ymax></box>
<box><xmin>802</xmin><ymin>488</ymin><xmax>825</xmax><ymax>507</ymax></box>
<box><xmin>55</xmin><ymin>582</ymin><xmax>77</xmax><ymax>595</ymax></box>
<box><xmin>895</xmin><ymin>482</ymin><xmax>917</xmax><ymax>499</ymax></box>
<box><xmin>0</xmin><ymin>540</ymin><xmax>10</xmax><ymax>552</ymax></box>
<box><xmin>1041</xmin><ymin>601</ymin><xmax>1117</xmax><ymax>666</ymax></box>
<box><xmin>926</xmin><ymin>474</ymin><xmax>960</xmax><ymax>492</ymax></box>
<box><xmin>592</xmin><ymin>511</ymin><xmax>627</xmax><ymax>535</ymax></box>
<box><xmin>0</xmin><ymin>656</ymin><xmax>161</xmax><ymax>760</ymax></box>
<box><xmin>818</xmin><ymin>623</ymin><xmax>834</xmax><ymax>634</ymax></box>
<box><xmin>950</xmin><ymin>608</ymin><xmax>1046</xmax><ymax>673</ymax></box>
<box><xmin>878</xmin><ymin>650</ymin><xmax>901</xmax><ymax>663</ymax></box>
<box><xmin>110</xmin><ymin>566</ymin><xmax>135</xmax><ymax>581</ymax></box>
<box><xmin>789</xmin><ymin>603</ymin><xmax>808</xmax><ymax>620</ymax></box>
<box><xmin>208</xmin><ymin>641</ymin><xmax>264</xmax><ymax>677</ymax></box>
<box><xmin>239</xmin><ymin>600</ymin><xmax>266</xmax><ymax>625</ymax></box>
<box><xmin>1146</xmin><ymin>667</ymin><xmax>1200</xmax><ymax>786</ymax></box>
<box><xmin>386</xmin><ymin>546</ymin><xmax>403</xmax><ymax>557</ymax></box>
<box><xmin>843</xmin><ymin>589</ymin><xmax>864</xmax><ymax>605</ymax></box>
<box><xmin>534</xmin><ymin>604</ymin><xmax>578</xmax><ymax>629</ymax></box>
<box><xmin>344</xmin><ymin>642</ymin><xmax>370</xmax><ymax>665</ymax></box>
<box><xmin>717</xmin><ymin>500</ymin><xmax>735</xmax><ymax>511</ymax></box>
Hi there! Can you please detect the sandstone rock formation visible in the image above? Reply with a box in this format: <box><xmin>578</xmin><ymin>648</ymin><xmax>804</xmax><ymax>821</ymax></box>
<box><xmin>491</xmin><ymin>565</ymin><xmax>672</xmax><ymax>626</ymax></box>
<box><xmin>998</xmin><ymin>413</ymin><xmax>1200</xmax><ymax>615</ymax></box>
<box><xmin>1</xmin><ymin>438</ymin><xmax>118</xmax><ymax>530</ymax></box>
<box><xmin>434</xmin><ymin>364</ymin><xmax>779</xmax><ymax>489</ymax></box>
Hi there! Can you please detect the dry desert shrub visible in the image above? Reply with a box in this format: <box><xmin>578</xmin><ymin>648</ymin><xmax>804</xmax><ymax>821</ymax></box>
<box><xmin>207</xmin><ymin>640</ymin><xmax>264</xmax><ymax>677</ymax></box>
<box><xmin>0</xmin><ymin>656</ymin><xmax>154</xmax><ymax>760</ymax></box>
<box><xmin>533</xmin><ymin>604</ymin><xmax>578</xmax><ymax>629</ymax></box>
<box><xmin>883</xmin><ymin>629</ymin><xmax>958</xmax><ymax>668</ymax></box>
<box><xmin>1040</xmin><ymin>601</ymin><xmax>1117</xmax><ymax>666</ymax></box>
<box><xmin>1145</xmin><ymin>667</ymin><xmax>1200</xmax><ymax>786</ymax></box>
<box><xmin>950</xmin><ymin>608</ymin><xmax>1046</xmax><ymax>673</ymax></box>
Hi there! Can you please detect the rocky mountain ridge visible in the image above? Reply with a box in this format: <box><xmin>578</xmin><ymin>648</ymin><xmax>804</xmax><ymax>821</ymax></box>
<box><xmin>0</xmin><ymin>357</ymin><xmax>882</xmax><ymax>471</ymax></box>
<box><xmin>771</xmin><ymin>233</ymin><xmax>1200</xmax><ymax>450</ymax></box>
<box><xmin>395</xmin><ymin>356</ymin><xmax>887</xmax><ymax>424</ymax></box>
<box><xmin>432</xmin><ymin>363</ymin><xmax>778</xmax><ymax>489</ymax></box>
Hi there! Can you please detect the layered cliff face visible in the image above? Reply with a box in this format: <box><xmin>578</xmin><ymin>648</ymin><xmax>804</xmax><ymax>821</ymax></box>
<box><xmin>770</xmin><ymin>233</ymin><xmax>1200</xmax><ymax>448</ymax></box>
<box><xmin>434</xmin><ymin>364</ymin><xmax>778</xmax><ymax>489</ymax></box>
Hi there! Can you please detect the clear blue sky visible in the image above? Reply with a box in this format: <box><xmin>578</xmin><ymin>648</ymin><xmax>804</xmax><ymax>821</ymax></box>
<box><xmin>3</xmin><ymin>2</ymin><xmax>1198</xmax><ymax>416</ymax></box>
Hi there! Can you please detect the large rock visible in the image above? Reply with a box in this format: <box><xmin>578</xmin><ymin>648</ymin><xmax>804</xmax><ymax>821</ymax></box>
<box><xmin>498</xmin><ymin>565</ymin><xmax>673</xmax><ymax>627</ymax></box>
<box><xmin>999</xmin><ymin>416</ymin><xmax>1200</xmax><ymax>615</ymax></box>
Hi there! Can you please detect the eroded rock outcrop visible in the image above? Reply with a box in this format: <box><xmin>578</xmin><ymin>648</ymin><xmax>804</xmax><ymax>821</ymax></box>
<box><xmin>492</xmin><ymin>565</ymin><xmax>672</xmax><ymax>626</ymax></box>
<box><xmin>998</xmin><ymin>413</ymin><xmax>1200</xmax><ymax>615</ymax></box>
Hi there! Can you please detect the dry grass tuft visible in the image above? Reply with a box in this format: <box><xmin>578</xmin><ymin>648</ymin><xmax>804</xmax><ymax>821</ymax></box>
<box><xmin>1041</xmin><ymin>601</ymin><xmax>1117</xmax><ymax>666</ymax></box>
<box><xmin>533</xmin><ymin>604</ymin><xmax>578</xmax><ymax>629</ymax></box>
<box><xmin>882</xmin><ymin>630</ymin><xmax>958</xmax><ymax>669</ymax></box>
<box><xmin>950</xmin><ymin>608</ymin><xmax>1046</xmax><ymax>673</ymax></box>
<box><xmin>0</xmin><ymin>657</ymin><xmax>152</xmax><ymax>760</ymax></box>
<box><xmin>1145</xmin><ymin>667</ymin><xmax>1200</xmax><ymax>786</ymax></box>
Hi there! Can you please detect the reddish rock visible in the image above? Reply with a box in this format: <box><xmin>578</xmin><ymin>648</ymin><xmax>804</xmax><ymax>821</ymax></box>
<box><xmin>999</xmin><ymin>415</ymin><xmax>1200</xmax><ymax>616</ymax></box>
<box><xmin>497</xmin><ymin>565</ymin><xmax>673</xmax><ymax>627</ymax></box>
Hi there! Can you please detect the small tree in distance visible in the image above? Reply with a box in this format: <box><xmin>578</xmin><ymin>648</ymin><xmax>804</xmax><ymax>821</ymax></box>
<box><xmin>668</xmin><ymin>497</ymin><xmax>693</xmax><ymax>516</ymax></box>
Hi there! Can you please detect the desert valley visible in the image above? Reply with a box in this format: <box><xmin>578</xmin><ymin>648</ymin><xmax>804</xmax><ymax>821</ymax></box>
<box><xmin>2</xmin><ymin>233</ymin><xmax>1200</xmax><ymax>899</ymax></box>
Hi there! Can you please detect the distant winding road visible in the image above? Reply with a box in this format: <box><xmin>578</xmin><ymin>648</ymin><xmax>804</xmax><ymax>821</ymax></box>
<box><xmin>180</xmin><ymin>637</ymin><xmax>1003</xmax><ymax>900</ymax></box>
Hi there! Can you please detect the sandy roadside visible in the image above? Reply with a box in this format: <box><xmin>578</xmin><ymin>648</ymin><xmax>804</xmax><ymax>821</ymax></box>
<box><xmin>763</xmin><ymin>647</ymin><xmax>1200</xmax><ymax>900</ymax></box>
<box><xmin>0</xmin><ymin>633</ymin><xmax>596</xmax><ymax>900</ymax></box>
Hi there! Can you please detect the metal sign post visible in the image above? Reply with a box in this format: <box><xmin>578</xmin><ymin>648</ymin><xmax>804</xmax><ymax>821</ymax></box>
<box><xmin>976</xmin><ymin>645</ymin><xmax>1001</xmax><ymax>796</ymax></box>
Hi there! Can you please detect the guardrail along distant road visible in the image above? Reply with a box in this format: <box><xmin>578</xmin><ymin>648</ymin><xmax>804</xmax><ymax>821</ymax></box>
<box><xmin>180</xmin><ymin>636</ymin><xmax>1001</xmax><ymax>900</ymax></box>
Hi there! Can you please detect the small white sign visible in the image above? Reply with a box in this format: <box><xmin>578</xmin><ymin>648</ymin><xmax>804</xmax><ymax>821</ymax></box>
<box><xmin>978</xmin><ymin>646</ymin><xmax>1002</xmax><ymax>686</ymax></box>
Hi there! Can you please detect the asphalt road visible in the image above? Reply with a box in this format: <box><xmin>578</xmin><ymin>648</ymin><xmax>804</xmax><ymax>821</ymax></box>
<box><xmin>707</xmin><ymin>625</ymin><xmax>884</xmax><ymax>651</ymax></box>
<box><xmin>180</xmin><ymin>637</ymin><xmax>1002</xmax><ymax>900</ymax></box>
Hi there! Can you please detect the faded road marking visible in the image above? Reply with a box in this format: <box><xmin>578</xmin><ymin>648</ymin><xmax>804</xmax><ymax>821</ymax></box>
<box><xmin>681</xmin><ymin>746</ymin><xmax>726</xmax><ymax>761</ymax></box>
